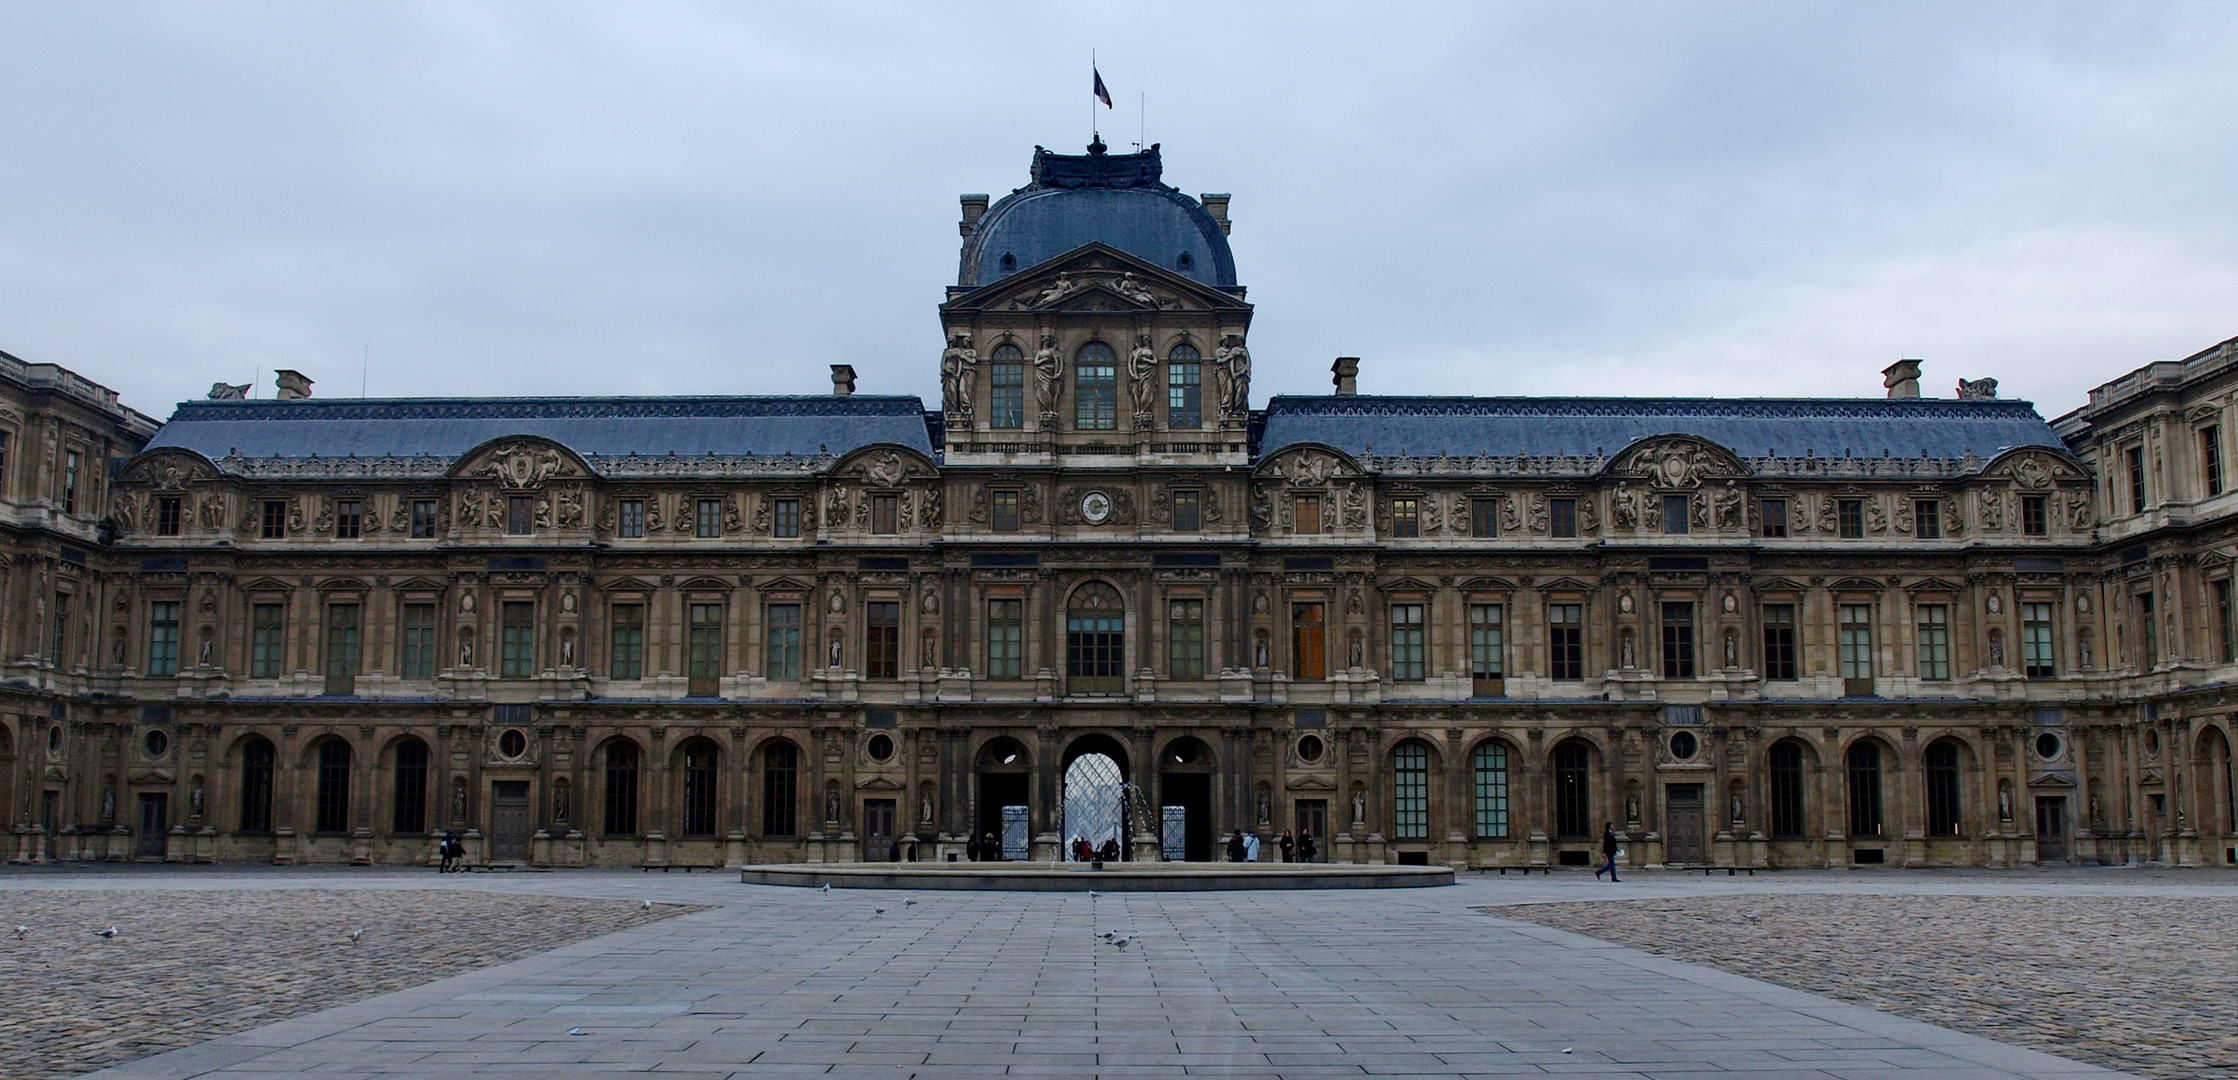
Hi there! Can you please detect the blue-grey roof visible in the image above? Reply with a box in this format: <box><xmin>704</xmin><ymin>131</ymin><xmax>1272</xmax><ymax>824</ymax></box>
<box><xmin>145</xmin><ymin>396</ymin><xmax>935</xmax><ymax>464</ymax></box>
<box><xmin>960</xmin><ymin>144</ymin><xmax>1236</xmax><ymax>289</ymax></box>
<box><xmin>1258</xmin><ymin>396</ymin><xmax>2065</xmax><ymax>463</ymax></box>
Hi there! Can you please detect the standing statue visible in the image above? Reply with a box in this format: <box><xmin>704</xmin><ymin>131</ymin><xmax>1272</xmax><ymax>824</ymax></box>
<box><xmin>1213</xmin><ymin>336</ymin><xmax>1251</xmax><ymax>417</ymax></box>
<box><xmin>1127</xmin><ymin>335</ymin><xmax>1158</xmax><ymax>427</ymax></box>
<box><xmin>1031</xmin><ymin>335</ymin><xmax>1063</xmax><ymax>425</ymax></box>
<box><xmin>1350</xmin><ymin>791</ymin><xmax>1366</xmax><ymax>828</ymax></box>
<box><xmin>939</xmin><ymin>333</ymin><xmax>978</xmax><ymax>422</ymax></box>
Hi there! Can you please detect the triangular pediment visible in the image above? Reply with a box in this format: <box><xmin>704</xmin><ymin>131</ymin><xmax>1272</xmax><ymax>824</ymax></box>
<box><xmin>943</xmin><ymin>243</ymin><xmax>1248</xmax><ymax>315</ymax></box>
<box><xmin>855</xmin><ymin>776</ymin><xmax>907</xmax><ymax>792</ymax></box>
<box><xmin>1286</xmin><ymin>775</ymin><xmax>1338</xmax><ymax>792</ymax></box>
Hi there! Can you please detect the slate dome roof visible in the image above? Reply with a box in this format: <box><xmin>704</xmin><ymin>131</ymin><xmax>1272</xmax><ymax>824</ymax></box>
<box><xmin>959</xmin><ymin>141</ymin><xmax>1236</xmax><ymax>289</ymax></box>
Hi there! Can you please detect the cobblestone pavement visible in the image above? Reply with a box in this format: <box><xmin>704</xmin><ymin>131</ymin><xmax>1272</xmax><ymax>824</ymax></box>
<box><xmin>1496</xmin><ymin>892</ymin><xmax>2234</xmax><ymax>1080</ymax></box>
<box><xmin>0</xmin><ymin>883</ymin><xmax>692</xmax><ymax>1080</ymax></box>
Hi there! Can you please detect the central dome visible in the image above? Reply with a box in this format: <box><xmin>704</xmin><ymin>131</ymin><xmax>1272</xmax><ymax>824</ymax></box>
<box><xmin>958</xmin><ymin>142</ymin><xmax>1237</xmax><ymax>289</ymax></box>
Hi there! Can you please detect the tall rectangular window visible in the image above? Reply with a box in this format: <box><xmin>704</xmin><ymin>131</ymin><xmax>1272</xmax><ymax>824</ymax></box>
<box><xmin>410</xmin><ymin>499</ymin><xmax>438</xmax><ymax>538</ymax></box>
<box><xmin>696</xmin><ymin>498</ymin><xmax>723</xmax><ymax>538</ymax></box>
<box><xmin>1760</xmin><ymin>498</ymin><xmax>1788</xmax><ymax>538</ymax></box>
<box><xmin>506</xmin><ymin>495</ymin><xmax>533</xmax><ymax>535</ymax></box>
<box><xmin>1470</xmin><ymin>604</ymin><xmax>1504</xmax><ymax>682</ymax></box>
<box><xmin>325</xmin><ymin>603</ymin><xmax>361</xmax><ymax>692</ymax></box>
<box><xmin>1471</xmin><ymin>498</ymin><xmax>1499</xmax><ymax>538</ymax></box>
<box><xmin>1762</xmin><ymin>604</ymin><xmax>1797</xmax><ymax>680</ymax></box>
<box><xmin>2217</xmin><ymin>579</ymin><xmax>2234</xmax><ymax>664</ymax></box>
<box><xmin>146</xmin><ymin>601</ymin><xmax>180</xmax><ymax>676</ymax></box>
<box><xmin>1471</xmin><ymin>743</ymin><xmax>1509</xmax><ymax>839</ymax></box>
<box><xmin>2022</xmin><ymin>601</ymin><xmax>2056</xmax><ymax>678</ymax></box>
<box><xmin>870</xmin><ymin>495</ymin><xmax>899</xmax><ymax>535</ymax></box>
<box><xmin>1916</xmin><ymin>604</ymin><xmax>1950</xmax><ymax>681</ymax></box>
<box><xmin>687</xmin><ymin>603</ymin><xmax>723</xmax><ymax>696</ymax></box>
<box><xmin>1838</xmin><ymin>499</ymin><xmax>1864</xmax><ymax>538</ymax></box>
<box><xmin>608</xmin><ymin>604</ymin><xmax>644</xmax><ymax>680</ymax></box>
<box><xmin>1392</xmin><ymin>742</ymin><xmax>1428</xmax><ymax>840</ymax></box>
<box><xmin>262</xmin><ymin>500</ymin><xmax>288</xmax><ymax>539</ymax></box>
<box><xmin>1660</xmin><ymin>601</ymin><xmax>1695</xmax><ymax>678</ymax></box>
<box><xmin>250</xmin><ymin>603</ymin><xmax>285</xmax><ymax>678</ymax></box>
<box><xmin>1389</xmin><ymin>603</ymin><xmax>1425</xmax><ymax>682</ymax></box>
<box><xmin>1294</xmin><ymin>494</ymin><xmax>1322</xmax><ymax>535</ymax></box>
<box><xmin>865</xmin><ymin>601</ymin><xmax>900</xmax><ymax>679</ymax></box>
<box><xmin>1167</xmin><ymin>358</ymin><xmax>1201</xmax><ymax>429</ymax></box>
<box><xmin>335</xmin><ymin>499</ymin><xmax>362</xmax><ymax>539</ymax></box>
<box><xmin>1768</xmin><ymin>743</ymin><xmax>1805</xmax><ymax>838</ymax></box>
<box><xmin>156</xmin><ymin>497</ymin><xmax>182</xmax><ymax>536</ymax></box>
<box><xmin>1662</xmin><ymin>495</ymin><xmax>1690</xmax><ymax>535</ymax></box>
<box><xmin>764</xmin><ymin>603</ymin><xmax>801</xmax><ymax>680</ymax></box>
<box><xmin>772</xmin><ymin>498</ymin><xmax>800</xmax><ymax>538</ymax></box>
<box><xmin>1292</xmin><ymin>601</ymin><xmax>1326</xmax><ymax>679</ymax></box>
<box><xmin>991</xmin><ymin>490</ymin><xmax>1020</xmax><ymax>532</ymax></box>
<box><xmin>1390</xmin><ymin>497</ymin><xmax>1419</xmax><ymax>538</ymax></box>
<box><xmin>2021</xmin><ymin>495</ymin><xmax>2048</xmax><ymax>536</ymax></box>
<box><xmin>1171</xmin><ymin>490</ymin><xmax>1200</xmax><ymax>532</ymax></box>
<box><xmin>499</xmin><ymin>601</ymin><xmax>534</xmax><ymax>678</ymax></box>
<box><xmin>2128</xmin><ymin>446</ymin><xmax>2147</xmax><ymax>513</ymax></box>
<box><xmin>989</xmin><ymin>360</ymin><xmax>1025</xmax><ymax>429</ymax></box>
<box><xmin>1549</xmin><ymin>602</ymin><xmax>1584</xmax><ymax>680</ymax></box>
<box><xmin>392</xmin><ymin>740</ymin><xmax>428</xmax><ymax>834</ymax></box>
<box><xmin>1075</xmin><ymin>350</ymin><xmax>1117</xmax><ymax>430</ymax></box>
<box><xmin>2205</xmin><ymin>426</ymin><xmax>2225</xmax><ymax>497</ymax></box>
<box><xmin>986</xmin><ymin>599</ymin><xmax>1023</xmax><ymax>679</ymax></box>
<box><xmin>0</xmin><ymin>430</ymin><xmax>9</xmax><ymax>490</ymax></box>
<box><xmin>1549</xmin><ymin>497</ymin><xmax>1576</xmax><ymax>538</ymax></box>
<box><xmin>1838</xmin><ymin>604</ymin><xmax>1874</xmax><ymax>684</ymax></box>
<box><xmin>2139</xmin><ymin>592</ymin><xmax>2158</xmax><ymax>669</ymax></box>
<box><xmin>1168</xmin><ymin>599</ymin><xmax>1204</xmax><ymax>679</ymax></box>
<box><xmin>400</xmin><ymin>603</ymin><xmax>436</xmax><ymax>679</ymax></box>
<box><xmin>61</xmin><ymin>450</ymin><xmax>79</xmax><ymax>514</ymax></box>
<box><xmin>52</xmin><ymin>594</ymin><xmax>68</xmax><ymax>664</ymax></box>
<box><xmin>617</xmin><ymin>498</ymin><xmax>645</xmax><ymax>538</ymax></box>
<box><xmin>1915</xmin><ymin>499</ymin><xmax>1941</xmax><ymax>539</ymax></box>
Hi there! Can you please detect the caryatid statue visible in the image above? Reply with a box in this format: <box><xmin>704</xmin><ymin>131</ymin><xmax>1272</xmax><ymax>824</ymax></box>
<box><xmin>1213</xmin><ymin>335</ymin><xmax>1252</xmax><ymax>418</ymax></box>
<box><xmin>940</xmin><ymin>333</ymin><xmax>978</xmax><ymax>422</ymax></box>
<box><xmin>1127</xmin><ymin>335</ymin><xmax>1158</xmax><ymax>426</ymax></box>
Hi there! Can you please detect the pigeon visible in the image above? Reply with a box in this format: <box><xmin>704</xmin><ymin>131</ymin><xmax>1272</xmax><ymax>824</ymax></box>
<box><xmin>567</xmin><ymin>1027</ymin><xmax>589</xmax><ymax>1037</ymax></box>
<box><xmin>1742</xmin><ymin>912</ymin><xmax>1761</xmax><ymax>922</ymax></box>
<box><xmin>641</xmin><ymin>900</ymin><xmax>654</xmax><ymax>911</ymax></box>
<box><xmin>345</xmin><ymin>928</ymin><xmax>364</xmax><ymax>945</ymax></box>
<box><xmin>1113</xmin><ymin>936</ymin><xmax>1131</xmax><ymax>949</ymax></box>
<box><xmin>1087</xmin><ymin>890</ymin><xmax>1100</xmax><ymax>899</ymax></box>
<box><xmin>1099</xmin><ymin>931</ymin><xmax>1115</xmax><ymax>941</ymax></box>
<box><xmin>873</xmin><ymin>907</ymin><xmax>886</xmax><ymax>915</ymax></box>
<box><xmin>1562</xmin><ymin>1047</ymin><xmax>1574</xmax><ymax>1054</ymax></box>
<box><xmin>818</xmin><ymin>883</ymin><xmax>832</xmax><ymax>894</ymax></box>
<box><xmin>13</xmin><ymin>925</ymin><xmax>26</xmax><ymax>941</ymax></box>
<box><xmin>902</xmin><ymin>898</ymin><xmax>916</xmax><ymax>907</ymax></box>
<box><xmin>93</xmin><ymin>927</ymin><xmax>118</xmax><ymax>939</ymax></box>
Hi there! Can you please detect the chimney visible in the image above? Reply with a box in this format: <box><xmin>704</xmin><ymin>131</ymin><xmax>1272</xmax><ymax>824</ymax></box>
<box><xmin>1199</xmin><ymin>193</ymin><xmax>1232</xmax><ymax>236</ymax></box>
<box><xmin>958</xmin><ymin>194</ymin><xmax>989</xmax><ymax>239</ymax></box>
<box><xmin>830</xmin><ymin>364</ymin><xmax>856</xmax><ymax>396</ymax></box>
<box><xmin>1332</xmin><ymin>357</ymin><xmax>1360</xmax><ymax>396</ymax></box>
<box><xmin>1881</xmin><ymin>359</ymin><xmax>1922</xmax><ymax>399</ymax></box>
<box><xmin>274</xmin><ymin>369</ymin><xmax>314</xmax><ymax>400</ymax></box>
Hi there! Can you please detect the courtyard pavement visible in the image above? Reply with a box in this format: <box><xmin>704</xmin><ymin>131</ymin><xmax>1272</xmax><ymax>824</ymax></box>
<box><xmin>4</xmin><ymin>865</ymin><xmax>2203</xmax><ymax>1079</ymax></box>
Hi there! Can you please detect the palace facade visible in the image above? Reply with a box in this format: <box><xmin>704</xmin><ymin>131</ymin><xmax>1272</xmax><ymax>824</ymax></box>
<box><xmin>7</xmin><ymin>140</ymin><xmax>2238</xmax><ymax>870</ymax></box>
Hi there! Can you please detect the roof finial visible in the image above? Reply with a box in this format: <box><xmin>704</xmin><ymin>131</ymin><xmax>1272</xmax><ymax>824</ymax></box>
<box><xmin>1087</xmin><ymin>134</ymin><xmax>1107</xmax><ymax>155</ymax></box>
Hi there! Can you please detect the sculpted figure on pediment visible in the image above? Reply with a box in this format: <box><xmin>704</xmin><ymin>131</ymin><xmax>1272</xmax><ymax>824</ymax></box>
<box><xmin>1281</xmin><ymin>451</ymin><xmax>1337</xmax><ymax>488</ymax></box>
<box><xmin>1616</xmin><ymin>438</ymin><xmax>1744</xmax><ymax>490</ymax></box>
<box><xmin>1034</xmin><ymin>277</ymin><xmax>1079</xmax><ymax>306</ymax></box>
<box><xmin>862</xmin><ymin>450</ymin><xmax>910</xmax><ymax>490</ymax></box>
<box><xmin>476</xmin><ymin>441</ymin><xmax>573</xmax><ymax>489</ymax></box>
<box><xmin>1113</xmin><ymin>272</ymin><xmax>1159</xmax><ymax>306</ymax></box>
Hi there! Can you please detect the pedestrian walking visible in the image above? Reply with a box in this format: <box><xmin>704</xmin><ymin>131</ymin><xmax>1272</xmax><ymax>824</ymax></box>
<box><xmin>1243</xmin><ymin>832</ymin><xmax>1261</xmax><ymax>862</ymax></box>
<box><xmin>1594</xmin><ymin>822</ymin><xmax>1621</xmax><ymax>882</ymax></box>
<box><xmin>1297</xmin><ymin>829</ymin><xmax>1317</xmax><ymax>864</ymax></box>
<box><xmin>1278</xmin><ymin>830</ymin><xmax>1296</xmax><ymax>863</ymax></box>
<box><xmin>1226</xmin><ymin>830</ymin><xmax>1246</xmax><ymax>862</ymax></box>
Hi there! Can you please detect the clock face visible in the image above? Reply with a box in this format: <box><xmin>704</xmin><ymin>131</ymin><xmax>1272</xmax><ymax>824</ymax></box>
<box><xmin>1081</xmin><ymin>491</ymin><xmax>1112</xmax><ymax>525</ymax></box>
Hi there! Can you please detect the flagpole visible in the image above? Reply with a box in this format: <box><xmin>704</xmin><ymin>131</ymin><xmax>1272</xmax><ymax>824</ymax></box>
<box><xmin>1090</xmin><ymin>49</ymin><xmax>1097</xmax><ymax>144</ymax></box>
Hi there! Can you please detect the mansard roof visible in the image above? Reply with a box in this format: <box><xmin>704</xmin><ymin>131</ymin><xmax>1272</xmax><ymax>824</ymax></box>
<box><xmin>960</xmin><ymin>142</ymin><xmax>1237</xmax><ymax>290</ymax></box>
<box><xmin>144</xmin><ymin>395</ymin><xmax>935</xmax><ymax>477</ymax></box>
<box><xmin>1258</xmin><ymin>395</ymin><xmax>2067</xmax><ymax>476</ymax></box>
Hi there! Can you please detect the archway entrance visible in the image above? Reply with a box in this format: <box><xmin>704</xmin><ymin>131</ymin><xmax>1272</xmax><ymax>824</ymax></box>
<box><xmin>1061</xmin><ymin>735</ymin><xmax>1133</xmax><ymax>861</ymax></box>
<box><xmin>975</xmin><ymin>737</ymin><xmax>1031</xmax><ymax>861</ymax></box>
<box><xmin>1158</xmin><ymin>736</ymin><xmax>1215</xmax><ymax>861</ymax></box>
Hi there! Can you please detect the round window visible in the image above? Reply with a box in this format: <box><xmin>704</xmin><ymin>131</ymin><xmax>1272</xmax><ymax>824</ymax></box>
<box><xmin>498</xmin><ymin>729</ymin><xmax>528</xmax><ymax>758</ymax></box>
<box><xmin>143</xmin><ymin>729</ymin><xmax>170</xmax><ymax>758</ymax></box>
<box><xmin>1297</xmin><ymin>735</ymin><xmax>1324</xmax><ymax>763</ymax></box>
<box><xmin>1168</xmin><ymin>740</ymin><xmax>1199</xmax><ymax>765</ymax></box>
<box><xmin>866</xmin><ymin>733</ymin><xmax>894</xmax><ymax>762</ymax></box>
<box><xmin>1669</xmin><ymin>731</ymin><xmax>1699</xmax><ymax>760</ymax></box>
<box><xmin>2035</xmin><ymin>732</ymin><xmax>2062</xmax><ymax>760</ymax></box>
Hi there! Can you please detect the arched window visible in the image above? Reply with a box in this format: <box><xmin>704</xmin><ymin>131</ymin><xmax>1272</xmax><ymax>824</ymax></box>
<box><xmin>1552</xmin><ymin>740</ymin><xmax>1591</xmax><ymax>839</ymax></box>
<box><xmin>603</xmin><ymin>741</ymin><xmax>640</xmax><ymax>836</ymax></box>
<box><xmin>1166</xmin><ymin>343</ymin><xmax>1202</xmax><ymax>429</ymax></box>
<box><xmin>989</xmin><ymin>343</ymin><xmax>1026</xmax><ymax>429</ymax></box>
<box><xmin>1925</xmin><ymin>740</ymin><xmax>1963</xmax><ymax>837</ymax></box>
<box><xmin>392</xmin><ymin>738</ymin><xmax>429</xmax><ymax>834</ymax></box>
<box><xmin>681</xmin><ymin>740</ymin><xmax>719</xmax><ymax>837</ymax></box>
<box><xmin>1392</xmin><ymin>742</ymin><xmax>1429</xmax><ymax>840</ymax></box>
<box><xmin>1847</xmin><ymin>741</ymin><xmax>1884</xmax><ymax>838</ymax></box>
<box><xmin>763</xmin><ymin>741</ymin><xmax>798</xmax><ymax>837</ymax></box>
<box><xmin>1074</xmin><ymin>341</ymin><xmax>1117</xmax><ymax>430</ymax></box>
<box><xmin>314</xmin><ymin>739</ymin><xmax>351</xmax><ymax>834</ymax></box>
<box><xmin>1066</xmin><ymin>582</ymin><xmax>1125</xmax><ymax>693</ymax></box>
<box><xmin>239</xmin><ymin>737</ymin><xmax>275</xmax><ymax>833</ymax></box>
<box><xmin>1767</xmin><ymin>742</ymin><xmax>1806</xmax><ymax>839</ymax></box>
<box><xmin>1471</xmin><ymin>742</ymin><xmax>1510</xmax><ymax>839</ymax></box>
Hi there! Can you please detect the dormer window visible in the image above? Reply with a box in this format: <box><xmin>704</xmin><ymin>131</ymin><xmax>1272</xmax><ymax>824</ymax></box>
<box><xmin>335</xmin><ymin>500</ymin><xmax>362</xmax><ymax>539</ymax></box>
<box><xmin>506</xmin><ymin>496</ymin><xmax>533</xmax><ymax>536</ymax></box>
<box><xmin>999</xmin><ymin>252</ymin><xmax>1017</xmax><ymax>272</ymax></box>
<box><xmin>1075</xmin><ymin>342</ymin><xmax>1117</xmax><ymax>430</ymax></box>
<box><xmin>989</xmin><ymin>345</ymin><xmax>1026</xmax><ymax>430</ymax></box>
<box><xmin>1176</xmin><ymin>251</ymin><xmax>1194</xmax><ymax>271</ymax></box>
<box><xmin>1167</xmin><ymin>345</ymin><xmax>1202</xmax><ymax>429</ymax></box>
<box><xmin>156</xmin><ymin>497</ymin><xmax>182</xmax><ymax>536</ymax></box>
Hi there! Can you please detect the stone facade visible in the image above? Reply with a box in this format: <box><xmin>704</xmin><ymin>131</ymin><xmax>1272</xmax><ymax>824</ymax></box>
<box><xmin>6</xmin><ymin>142</ymin><xmax>2237</xmax><ymax>870</ymax></box>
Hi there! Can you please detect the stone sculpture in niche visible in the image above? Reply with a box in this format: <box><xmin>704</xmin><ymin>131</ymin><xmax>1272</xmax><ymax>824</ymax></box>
<box><xmin>1213</xmin><ymin>335</ymin><xmax>1251</xmax><ymax>417</ymax></box>
<box><xmin>940</xmin><ymin>333</ymin><xmax>978</xmax><ymax>421</ymax></box>
<box><xmin>1127</xmin><ymin>335</ymin><xmax>1158</xmax><ymax>426</ymax></box>
<box><xmin>1032</xmin><ymin>335</ymin><xmax>1063</xmax><ymax>423</ymax></box>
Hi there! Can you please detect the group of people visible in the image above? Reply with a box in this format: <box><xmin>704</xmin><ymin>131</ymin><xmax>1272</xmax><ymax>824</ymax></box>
<box><xmin>1224</xmin><ymin>828</ymin><xmax>1316</xmax><ymax>863</ymax></box>
<box><xmin>433</xmin><ymin>832</ymin><xmax>466</xmax><ymax>872</ymax></box>
<box><xmin>1069</xmin><ymin>836</ymin><xmax>1124</xmax><ymax>862</ymax></box>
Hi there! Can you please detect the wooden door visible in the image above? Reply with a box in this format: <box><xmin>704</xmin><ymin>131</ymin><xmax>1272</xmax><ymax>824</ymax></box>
<box><xmin>490</xmin><ymin>781</ymin><xmax>531</xmax><ymax>863</ymax></box>
<box><xmin>863</xmin><ymin>799</ymin><xmax>896</xmax><ymax>861</ymax></box>
<box><xmin>136</xmin><ymin>793</ymin><xmax>168</xmax><ymax>859</ymax></box>
<box><xmin>1665</xmin><ymin>784</ymin><xmax>1705</xmax><ymax>865</ymax></box>
<box><xmin>2036</xmin><ymin>796</ymin><xmax>2069</xmax><ymax>862</ymax></box>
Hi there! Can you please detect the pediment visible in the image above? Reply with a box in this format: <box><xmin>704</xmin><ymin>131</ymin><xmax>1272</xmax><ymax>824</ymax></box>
<box><xmin>2027</xmin><ymin>770</ymin><xmax>2078</xmax><ymax>789</ymax></box>
<box><xmin>1459</xmin><ymin>576</ymin><xmax>1515</xmax><ymax>591</ymax></box>
<box><xmin>1603</xmin><ymin>435</ymin><xmax>1750</xmax><ymax>488</ymax></box>
<box><xmin>119</xmin><ymin>449</ymin><xmax>222</xmax><ymax>489</ymax></box>
<box><xmin>1380</xmin><ymin>576</ymin><xmax>1437</xmax><ymax>594</ymax></box>
<box><xmin>944</xmin><ymin>242</ymin><xmax>1248</xmax><ymax>315</ymax></box>
<box><xmin>756</xmin><ymin>576</ymin><xmax>810</xmax><ymax>593</ymax></box>
<box><xmin>451</xmin><ymin>436</ymin><xmax>590</xmax><ymax>489</ymax></box>
<box><xmin>602</xmin><ymin>575</ymin><xmax>655</xmax><ymax>593</ymax></box>
<box><xmin>1753</xmin><ymin>576</ymin><xmax>1807</xmax><ymax>594</ymax></box>
<box><xmin>1537</xmin><ymin>576</ymin><xmax>1596</xmax><ymax>593</ymax></box>
<box><xmin>129</xmin><ymin>767</ymin><xmax>175</xmax><ymax>784</ymax></box>
<box><xmin>1829</xmin><ymin>577</ymin><xmax>1884</xmax><ymax>594</ymax></box>
<box><xmin>1256</xmin><ymin>444</ymin><xmax>1364</xmax><ymax>485</ymax></box>
<box><xmin>855</xmin><ymin>776</ymin><xmax>906</xmax><ymax>792</ymax></box>
<box><xmin>1906</xmin><ymin>577</ymin><xmax>1963</xmax><ymax>593</ymax></box>
<box><xmin>832</xmin><ymin>445</ymin><xmax>940</xmax><ymax>487</ymax></box>
<box><xmin>1983</xmin><ymin>447</ymin><xmax>2086</xmax><ymax>489</ymax></box>
<box><xmin>389</xmin><ymin>576</ymin><xmax>447</xmax><ymax>593</ymax></box>
<box><xmin>1286</xmin><ymin>775</ymin><xmax>1338</xmax><ymax>792</ymax></box>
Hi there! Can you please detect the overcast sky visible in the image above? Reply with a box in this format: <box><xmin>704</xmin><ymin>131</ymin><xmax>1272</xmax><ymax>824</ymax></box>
<box><xmin>2</xmin><ymin>3</ymin><xmax>2234</xmax><ymax>423</ymax></box>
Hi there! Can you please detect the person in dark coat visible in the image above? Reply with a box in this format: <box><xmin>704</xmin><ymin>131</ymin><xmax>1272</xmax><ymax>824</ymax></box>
<box><xmin>1595</xmin><ymin>822</ymin><xmax>1621</xmax><ymax>882</ymax></box>
<box><xmin>1226</xmin><ymin>830</ymin><xmax>1247</xmax><ymax>862</ymax></box>
<box><xmin>1278</xmin><ymin>831</ymin><xmax>1296</xmax><ymax>863</ymax></box>
<box><xmin>1098</xmin><ymin>837</ymin><xmax>1121</xmax><ymax>862</ymax></box>
<box><xmin>1297</xmin><ymin>829</ymin><xmax>1317</xmax><ymax>864</ymax></box>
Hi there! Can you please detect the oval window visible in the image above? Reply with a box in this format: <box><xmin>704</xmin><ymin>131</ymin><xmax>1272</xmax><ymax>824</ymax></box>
<box><xmin>1297</xmin><ymin>735</ymin><xmax>1324</xmax><ymax>763</ymax></box>
<box><xmin>2144</xmin><ymin>729</ymin><xmax>2161</xmax><ymax>756</ymax></box>
<box><xmin>866</xmin><ymin>733</ymin><xmax>894</xmax><ymax>762</ymax></box>
<box><xmin>2035</xmin><ymin>732</ymin><xmax>2062</xmax><ymax>760</ymax></box>
<box><xmin>47</xmin><ymin>725</ymin><xmax>62</xmax><ymax>756</ymax></box>
<box><xmin>1669</xmin><ymin>731</ymin><xmax>1699</xmax><ymax>760</ymax></box>
<box><xmin>498</xmin><ymin>729</ymin><xmax>528</xmax><ymax>758</ymax></box>
<box><xmin>143</xmin><ymin>729</ymin><xmax>170</xmax><ymax>758</ymax></box>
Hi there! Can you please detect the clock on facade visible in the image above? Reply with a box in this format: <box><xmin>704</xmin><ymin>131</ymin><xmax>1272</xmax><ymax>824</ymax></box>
<box><xmin>1080</xmin><ymin>491</ymin><xmax>1112</xmax><ymax>524</ymax></box>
